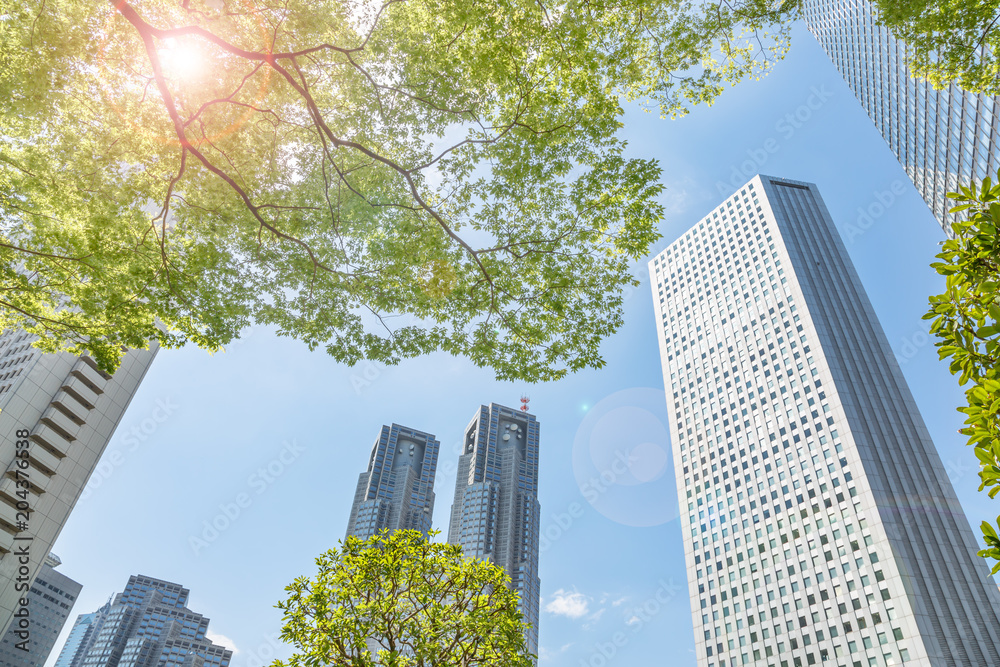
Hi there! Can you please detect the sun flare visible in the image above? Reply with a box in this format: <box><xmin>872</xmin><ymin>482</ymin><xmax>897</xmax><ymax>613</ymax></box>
<box><xmin>156</xmin><ymin>38</ymin><xmax>206</xmax><ymax>82</ymax></box>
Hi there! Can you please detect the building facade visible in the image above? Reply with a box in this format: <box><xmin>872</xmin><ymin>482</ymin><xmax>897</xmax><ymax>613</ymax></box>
<box><xmin>649</xmin><ymin>174</ymin><xmax>1000</xmax><ymax>666</ymax></box>
<box><xmin>58</xmin><ymin>575</ymin><xmax>230</xmax><ymax>667</ymax></box>
<box><xmin>447</xmin><ymin>403</ymin><xmax>541</xmax><ymax>656</ymax></box>
<box><xmin>803</xmin><ymin>0</ymin><xmax>1000</xmax><ymax>235</ymax></box>
<box><xmin>0</xmin><ymin>553</ymin><xmax>81</xmax><ymax>667</ymax></box>
<box><xmin>53</xmin><ymin>601</ymin><xmax>111</xmax><ymax>667</ymax></box>
<box><xmin>0</xmin><ymin>335</ymin><xmax>157</xmax><ymax>636</ymax></box>
<box><xmin>345</xmin><ymin>424</ymin><xmax>440</xmax><ymax>541</ymax></box>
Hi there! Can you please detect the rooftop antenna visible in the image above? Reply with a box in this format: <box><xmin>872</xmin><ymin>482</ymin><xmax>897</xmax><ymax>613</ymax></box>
<box><xmin>520</xmin><ymin>395</ymin><xmax>530</xmax><ymax>412</ymax></box>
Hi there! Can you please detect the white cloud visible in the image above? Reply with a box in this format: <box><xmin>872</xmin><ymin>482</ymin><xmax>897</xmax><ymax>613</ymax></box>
<box><xmin>662</xmin><ymin>174</ymin><xmax>713</xmax><ymax>217</ymax></box>
<box><xmin>206</xmin><ymin>631</ymin><xmax>239</xmax><ymax>655</ymax></box>
<box><xmin>544</xmin><ymin>589</ymin><xmax>590</xmax><ymax>619</ymax></box>
<box><xmin>581</xmin><ymin>607</ymin><xmax>607</xmax><ymax>631</ymax></box>
<box><xmin>611</xmin><ymin>596</ymin><xmax>628</xmax><ymax>607</ymax></box>
<box><xmin>626</xmin><ymin>615</ymin><xmax>641</xmax><ymax>626</ymax></box>
<box><xmin>538</xmin><ymin>643</ymin><xmax>573</xmax><ymax>662</ymax></box>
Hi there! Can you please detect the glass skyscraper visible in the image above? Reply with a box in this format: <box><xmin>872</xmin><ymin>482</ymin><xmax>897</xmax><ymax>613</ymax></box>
<box><xmin>0</xmin><ymin>553</ymin><xmax>81</xmax><ymax>667</ymax></box>
<box><xmin>58</xmin><ymin>575</ymin><xmax>231</xmax><ymax>667</ymax></box>
<box><xmin>649</xmin><ymin>174</ymin><xmax>1000</xmax><ymax>666</ymax></box>
<box><xmin>345</xmin><ymin>424</ymin><xmax>440</xmax><ymax>540</ymax></box>
<box><xmin>803</xmin><ymin>0</ymin><xmax>1000</xmax><ymax>235</ymax></box>
<box><xmin>53</xmin><ymin>602</ymin><xmax>111</xmax><ymax>667</ymax></box>
<box><xmin>447</xmin><ymin>403</ymin><xmax>541</xmax><ymax>656</ymax></box>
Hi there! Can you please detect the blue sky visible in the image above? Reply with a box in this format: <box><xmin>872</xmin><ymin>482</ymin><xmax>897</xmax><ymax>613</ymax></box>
<box><xmin>44</xmin><ymin>20</ymin><xmax>990</xmax><ymax>667</ymax></box>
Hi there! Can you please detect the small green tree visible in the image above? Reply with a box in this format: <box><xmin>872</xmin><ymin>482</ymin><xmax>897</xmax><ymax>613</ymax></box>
<box><xmin>925</xmin><ymin>172</ymin><xmax>1000</xmax><ymax>571</ymax></box>
<box><xmin>273</xmin><ymin>530</ymin><xmax>533</xmax><ymax>667</ymax></box>
<box><xmin>870</xmin><ymin>0</ymin><xmax>1000</xmax><ymax>95</ymax></box>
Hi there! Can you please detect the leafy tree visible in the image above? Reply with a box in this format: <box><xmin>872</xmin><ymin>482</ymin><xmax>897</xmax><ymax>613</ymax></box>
<box><xmin>870</xmin><ymin>0</ymin><xmax>1000</xmax><ymax>95</ymax></box>
<box><xmin>273</xmin><ymin>529</ymin><xmax>533</xmax><ymax>666</ymax></box>
<box><xmin>1</xmin><ymin>0</ymin><xmax>800</xmax><ymax>379</ymax></box>
<box><xmin>925</xmin><ymin>173</ymin><xmax>1000</xmax><ymax>571</ymax></box>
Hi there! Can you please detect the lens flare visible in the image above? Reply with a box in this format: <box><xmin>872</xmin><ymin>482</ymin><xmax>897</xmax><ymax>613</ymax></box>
<box><xmin>157</xmin><ymin>38</ymin><xmax>206</xmax><ymax>82</ymax></box>
<box><xmin>571</xmin><ymin>387</ymin><xmax>679</xmax><ymax>528</ymax></box>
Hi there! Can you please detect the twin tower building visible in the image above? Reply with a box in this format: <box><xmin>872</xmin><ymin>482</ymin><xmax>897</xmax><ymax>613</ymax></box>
<box><xmin>345</xmin><ymin>403</ymin><xmax>542</xmax><ymax>655</ymax></box>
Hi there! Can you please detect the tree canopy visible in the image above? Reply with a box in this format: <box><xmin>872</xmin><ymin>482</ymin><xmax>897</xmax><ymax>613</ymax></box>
<box><xmin>273</xmin><ymin>530</ymin><xmax>533</xmax><ymax>666</ymax></box>
<box><xmin>1</xmin><ymin>0</ymin><xmax>799</xmax><ymax>379</ymax></box>
<box><xmin>925</xmin><ymin>173</ymin><xmax>1000</xmax><ymax>571</ymax></box>
<box><xmin>871</xmin><ymin>0</ymin><xmax>1000</xmax><ymax>95</ymax></box>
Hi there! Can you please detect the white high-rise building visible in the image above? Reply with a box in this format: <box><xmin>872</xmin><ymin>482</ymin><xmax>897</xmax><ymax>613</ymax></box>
<box><xmin>649</xmin><ymin>175</ymin><xmax>1000</xmax><ymax>666</ymax></box>
<box><xmin>803</xmin><ymin>0</ymin><xmax>1000</xmax><ymax>236</ymax></box>
<box><xmin>0</xmin><ymin>334</ymin><xmax>157</xmax><ymax>636</ymax></box>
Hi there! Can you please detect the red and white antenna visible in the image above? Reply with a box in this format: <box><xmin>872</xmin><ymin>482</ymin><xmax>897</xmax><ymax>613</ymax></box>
<box><xmin>520</xmin><ymin>395</ymin><xmax>530</xmax><ymax>412</ymax></box>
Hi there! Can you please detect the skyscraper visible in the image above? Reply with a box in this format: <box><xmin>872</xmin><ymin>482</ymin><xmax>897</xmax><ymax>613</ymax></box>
<box><xmin>0</xmin><ymin>553</ymin><xmax>81</xmax><ymax>667</ymax></box>
<box><xmin>53</xmin><ymin>601</ymin><xmax>111</xmax><ymax>667</ymax></box>
<box><xmin>58</xmin><ymin>575</ymin><xmax>231</xmax><ymax>667</ymax></box>
<box><xmin>447</xmin><ymin>403</ymin><xmax>540</xmax><ymax>656</ymax></box>
<box><xmin>345</xmin><ymin>424</ymin><xmax>440</xmax><ymax>541</ymax></box>
<box><xmin>0</xmin><ymin>336</ymin><xmax>157</xmax><ymax>636</ymax></box>
<box><xmin>649</xmin><ymin>175</ymin><xmax>1000</xmax><ymax>666</ymax></box>
<box><xmin>802</xmin><ymin>0</ymin><xmax>1000</xmax><ymax>235</ymax></box>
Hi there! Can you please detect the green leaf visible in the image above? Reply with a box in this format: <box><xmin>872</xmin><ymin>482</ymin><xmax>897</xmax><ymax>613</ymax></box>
<box><xmin>978</xmin><ymin>325</ymin><xmax>1000</xmax><ymax>338</ymax></box>
<box><xmin>925</xmin><ymin>168</ymin><xmax>1000</xmax><ymax>574</ymax></box>
<box><xmin>984</xmin><ymin>521</ymin><xmax>999</xmax><ymax>540</ymax></box>
<box><xmin>0</xmin><ymin>0</ymin><xmax>801</xmax><ymax>381</ymax></box>
<box><xmin>274</xmin><ymin>530</ymin><xmax>534</xmax><ymax>667</ymax></box>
